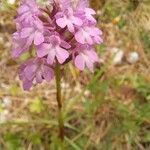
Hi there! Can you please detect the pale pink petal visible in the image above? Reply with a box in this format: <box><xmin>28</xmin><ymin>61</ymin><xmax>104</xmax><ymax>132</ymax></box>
<box><xmin>42</xmin><ymin>66</ymin><xmax>54</xmax><ymax>82</ymax></box>
<box><xmin>47</xmin><ymin>50</ymin><xmax>56</xmax><ymax>64</ymax></box>
<box><xmin>94</xmin><ymin>36</ymin><xmax>103</xmax><ymax>44</ymax></box>
<box><xmin>36</xmin><ymin>71</ymin><xmax>43</xmax><ymax>83</ymax></box>
<box><xmin>36</xmin><ymin>43</ymin><xmax>50</xmax><ymax>57</ymax></box>
<box><xmin>67</xmin><ymin>22</ymin><xmax>74</xmax><ymax>33</ymax></box>
<box><xmin>24</xmin><ymin>65</ymin><xmax>37</xmax><ymax>80</ymax></box>
<box><xmin>86</xmin><ymin>60</ymin><xmax>94</xmax><ymax>72</ymax></box>
<box><xmin>34</xmin><ymin>32</ymin><xmax>44</xmax><ymax>45</ymax></box>
<box><xmin>87</xmin><ymin>27</ymin><xmax>102</xmax><ymax>36</ymax></box>
<box><xmin>71</xmin><ymin>17</ymin><xmax>83</xmax><ymax>26</ymax></box>
<box><xmin>20</xmin><ymin>28</ymin><xmax>33</xmax><ymax>38</ymax></box>
<box><xmin>75</xmin><ymin>31</ymin><xmax>85</xmax><ymax>44</ymax></box>
<box><xmin>61</xmin><ymin>40</ymin><xmax>71</xmax><ymax>49</ymax></box>
<box><xmin>11</xmin><ymin>48</ymin><xmax>23</xmax><ymax>58</ymax></box>
<box><xmin>75</xmin><ymin>54</ymin><xmax>85</xmax><ymax>71</ymax></box>
<box><xmin>56</xmin><ymin>18</ymin><xmax>67</xmax><ymax>28</ymax></box>
<box><xmin>23</xmin><ymin>80</ymin><xmax>33</xmax><ymax>91</ymax></box>
<box><xmin>85</xmin><ymin>8</ymin><xmax>96</xmax><ymax>15</ymax></box>
<box><xmin>87</xmin><ymin>15</ymin><xmax>96</xmax><ymax>23</ymax></box>
<box><xmin>56</xmin><ymin>47</ymin><xmax>69</xmax><ymax>64</ymax></box>
<box><xmin>76</xmin><ymin>0</ymin><xmax>88</xmax><ymax>10</ymax></box>
<box><xmin>87</xmin><ymin>50</ymin><xmax>99</xmax><ymax>62</ymax></box>
<box><xmin>17</xmin><ymin>5</ymin><xmax>29</xmax><ymax>14</ymax></box>
<box><xmin>86</xmin><ymin>35</ymin><xmax>93</xmax><ymax>45</ymax></box>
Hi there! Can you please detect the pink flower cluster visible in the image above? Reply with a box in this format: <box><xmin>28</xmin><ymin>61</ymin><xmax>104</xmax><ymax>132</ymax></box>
<box><xmin>12</xmin><ymin>0</ymin><xmax>103</xmax><ymax>90</ymax></box>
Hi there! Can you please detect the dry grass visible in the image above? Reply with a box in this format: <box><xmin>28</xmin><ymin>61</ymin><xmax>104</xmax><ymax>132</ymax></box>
<box><xmin>0</xmin><ymin>0</ymin><xmax>150</xmax><ymax>149</ymax></box>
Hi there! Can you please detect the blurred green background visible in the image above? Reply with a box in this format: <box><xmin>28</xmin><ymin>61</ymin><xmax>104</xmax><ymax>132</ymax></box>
<box><xmin>0</xmin><ymin>0</ymin><xmax>150</xmax><ymax>149</ymax></box>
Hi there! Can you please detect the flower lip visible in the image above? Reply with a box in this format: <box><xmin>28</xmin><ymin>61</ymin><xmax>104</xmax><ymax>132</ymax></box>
<box><xmin>49</xmin><ymin>35</ymin><xmax>61</xmax><ymax>46</ymax></box>
<box><xmin>55</xmin><ymin>7</ymin><xmax>83</xmax><ymax>33</ymax></box>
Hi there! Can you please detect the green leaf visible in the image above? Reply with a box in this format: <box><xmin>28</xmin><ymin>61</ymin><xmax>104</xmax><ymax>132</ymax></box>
<box><xmin>144</xmin><ymin>132</ymin><xmax>150</xmax><ymax>142</ymax></box>
<box><xmin>29</xmin><ymin>98</ymin><xmax>44</xmax><ymax>113</ymax></box>
<box><xmin>4</xmin><ymin>133</ymin><xmax>21</xmax><ymax>150</ymax></box>
<box><xmin>65</xmin><ymin>137</ymin><xmax>82</xmax><ymax>150</ymax></box>
<box><xmin>29</xmin><ymin>133</ymin><xmax>41</xmax><ymax>145</ymax></box>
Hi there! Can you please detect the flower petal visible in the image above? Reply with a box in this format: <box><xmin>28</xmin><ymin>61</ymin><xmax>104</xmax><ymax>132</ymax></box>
<box><xmin>61</xmin><ymin>40</ymin><xmax>71</xmax><ymax>49</ymax></box>
<box><xmin>56</xmin><ymin>18</ymin><xmax>67</xmax><ymax>28</ymax></box>
<box><xmin>86</xmin><ymin>60</ymin><xmax>94</xmax><ymax>72</ymax></box>
<box><xmin>75</xmin><ymin>30</ymin><xmax>85</xmax><ymax>44</ymax></box>
<box><xmin>23</xmin><ymin>79</ymin><xmax>33</xmax><ymax>91</ymax></box>
<box><xmin>34</xmin><ymin>32</ymin><xmax>44</xmax><ymax>45</ymax></box>
<box><xmin>36</xmin><ymin>43</ymin><xmax>50</xmax><ymax>57</ymax></box>
<box><xmin>75</xmin><ymin>54</ymin><xmax>85</xmax><ymax>71</ymax></box>
<box><xmin>42</xmin><ymin>66</ymin><xmax>54</xmax><ymax>81</ymax></box>
<box><xmin>21</xmin><ymin>27</ymin><xmax>33</xmax><ymax>38</ymax></box>
<box><xmin>67</xmin><ymin>21</ymin><xmax>74</xmax><ymax>33</ymax></box>
<box><xmin>71</xmin><ymin>17</ymin><xmax>83</xmax><ymax>26</ymax></box>
<box><xmin>36</xmin><ymin>70</ymin><xmax>43</xmax><ymax>83</ymax></box>
<box><xmin>24</xmin><ymin>65</ymin><xmax>37</xmax><ymax>80</ymax></box>
<box><xmin>47</xmin><ymin>49</ymin><xmax>56</xmax><ymax>64</ymax></box>
<box><xmin>56</xmin><ymin>47</ymin><xmax>69</xmax><ymax>64</ymax></box>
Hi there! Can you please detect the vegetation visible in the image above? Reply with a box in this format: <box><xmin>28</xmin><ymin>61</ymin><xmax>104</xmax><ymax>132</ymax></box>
<box><xmin>0</xmin><ymin>0</ymin><xmax>150</xmax><ymax>149</ymax></box>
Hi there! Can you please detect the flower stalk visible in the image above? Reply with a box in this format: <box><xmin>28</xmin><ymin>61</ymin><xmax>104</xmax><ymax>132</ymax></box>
<box><xmin>55</xmin><ymin>60</ymin><xmax>64</xmax><ymax>141</ymax></box>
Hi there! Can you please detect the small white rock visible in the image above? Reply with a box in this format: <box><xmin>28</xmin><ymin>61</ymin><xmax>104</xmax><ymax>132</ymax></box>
<box><xmin>107</xmin><ymin>47</ymin><xmax>124</xmax><ymax>65</ymax></box>
<box><xmin>2</xmin><ymin>97</ymin><xmax>12</xmax><ymax>108</ymax></box>
<box><xmin>127</xmin><ymin>52</ymin><xmax>139</xmax><ymax>64</ymax></box>
<box><xmin>113</xmin><ymin>51</ymin><xmax>124</xmax><ymax>65</ymax></box>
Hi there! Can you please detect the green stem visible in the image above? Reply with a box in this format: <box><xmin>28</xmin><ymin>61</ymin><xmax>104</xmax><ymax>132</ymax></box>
<box><xmin>55</xmin><ymin>60</ymin><xmax>64</xmax><ymax>142</ymax></box>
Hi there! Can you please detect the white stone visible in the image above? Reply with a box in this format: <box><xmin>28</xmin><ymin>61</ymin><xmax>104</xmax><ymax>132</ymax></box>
<box><xmin>127</xmin><ymin>52</ymin><xmax>139</xmax><ymax>64</ymax></box>
<box><xmin>113</xmin><ymin>51</ymin><xmax>124</xmax><ymax>65</ymax></box>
